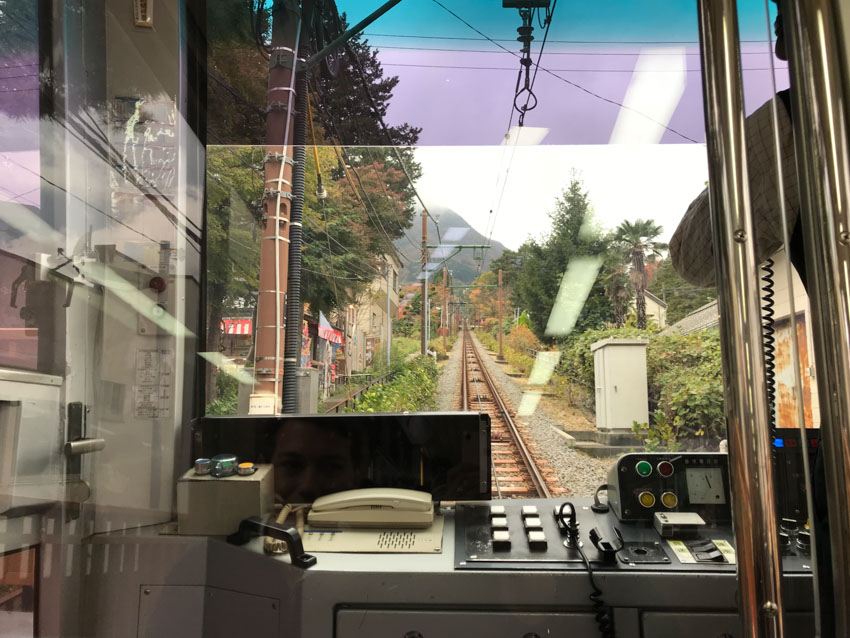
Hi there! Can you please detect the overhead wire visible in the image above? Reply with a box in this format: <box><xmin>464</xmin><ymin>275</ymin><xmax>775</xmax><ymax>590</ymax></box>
<box><xmin>308</xmin><ymin>84</ymin><xmax>418</xmax><ymax>261</ymax></box>
<box><xmin>340</xmin><ymin>37</ymin><xmax>442</xmax><ymax>245</ymax></box>
<box><xmin>312</xmin><ymin>69</ymin><xmax>421</xmax><ymax>254</ymax></box>
<box><xmin>369</xmin><ymin>44</ymin><xmax>779</xmax><ymax>56</ymax></box>
<box><xmin>380</xmin><ymin>62</ymin><xmax>785</xmax><ymax>73</ymax></box>
<box><xmin>363</xmin><ymin>32</ymin><xmax>775</xmax><ymax>45</ymax></box>
<box><xmin>480</xmin><ymin>0</ymin><xmax>558</xmax><ymax>272</ymax></box>
<box><xmin>428</xmin><ymin>0</ymin><xmax>698</xmax><ymax>144</ymax></box>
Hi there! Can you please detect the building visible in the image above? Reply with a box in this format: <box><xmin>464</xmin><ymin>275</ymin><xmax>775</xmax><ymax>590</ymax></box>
<box><xmin>345</xmin><ymin>253</ymin><xmax>403</xmax><ymax>373</ymax></box>
<box><xmin>664</xmin><ymin>250</ymin><xmax>819</xmax><ymax>429</ymax></box>
<box><xmin>629</xmin><ymin>290</ymin><xmax>668</xmax><ymax>328</ymax></box>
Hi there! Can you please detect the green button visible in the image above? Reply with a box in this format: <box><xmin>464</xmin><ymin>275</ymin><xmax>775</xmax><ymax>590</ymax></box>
<box><xmin>636</xmin><ymin>460</ymin><xmax>653</xmax><ymax>477</ymax></box>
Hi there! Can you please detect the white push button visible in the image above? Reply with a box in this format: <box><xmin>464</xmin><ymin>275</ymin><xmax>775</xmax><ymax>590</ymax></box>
<box><xmin>527</xmin><ymin>530</ymin><xmax>547</xmax><ymax>550</ymax></box>
<box><xmin>523</xmin><ymin>516</ymin><xmax>543</xmax><ymax>530</ymax></box>
<box><xmin>492</xmin><ymin>530</ymin><xmax>511</xmax><ymax>551</ymax></box>
<box><xmin>490</xmin><ymin>516</ymin><xmax>508</xmax><ymax>529</ymax></box>
<box><xmin>489</xmin><ymin>505</ymin><xmax>506</xmax><ymax>517</ymax></box>
<box><xmin>521</xmin><ymin>505</ymin><xmax>539</xmax><ymax>518</ymax></box>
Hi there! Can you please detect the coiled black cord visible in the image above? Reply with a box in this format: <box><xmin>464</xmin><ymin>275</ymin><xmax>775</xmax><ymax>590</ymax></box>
<box><xmin>558</xmin><ymin>502</ymin><xmax>615</xmax><ymax>638</ymax></box>
<box><xmin>761</xmin><ymin>258</ymin><xmax>777</xmax><ymax>423</ymax></box>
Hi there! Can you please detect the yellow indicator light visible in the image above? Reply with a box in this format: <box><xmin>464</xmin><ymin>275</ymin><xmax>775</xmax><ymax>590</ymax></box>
<box><xmin>638</xmin><ymin>491</ymin><xmax>656</xmax><ymax>508</ymax></box>
<box><xmin>661</xmin><ymin>492</ymin><xmax>678</xmax><ymax>508</ymax></box>
<box><xmin>238</xmin><ymin>462</ymin><xmax>253</xmax><ymax>468</ymax></box>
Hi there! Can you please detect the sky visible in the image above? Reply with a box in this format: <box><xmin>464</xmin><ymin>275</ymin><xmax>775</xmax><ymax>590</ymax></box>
<box><xmin>335</xmin><ymin>0</ymin><xmax>790</xmax><ymax>251</ymax></box>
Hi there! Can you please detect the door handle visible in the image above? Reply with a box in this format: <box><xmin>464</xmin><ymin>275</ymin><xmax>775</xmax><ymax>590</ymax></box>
<box><xmin>64</xmin><ymin>438</ymin><xmax>106</xmax><ymax>456</ymax></box>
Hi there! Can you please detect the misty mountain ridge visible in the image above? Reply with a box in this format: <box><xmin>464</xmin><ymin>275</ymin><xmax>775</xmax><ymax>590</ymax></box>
<box><xmin>395</xmin><ymin>207</ymin><xmax>506</xmax><ymax>285</ymax></box>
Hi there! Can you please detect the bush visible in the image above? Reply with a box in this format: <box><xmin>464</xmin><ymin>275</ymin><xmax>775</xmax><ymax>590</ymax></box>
<box><xmin>505</xmin><ymin>348</ymin><xmax>535</xmax><ymax>375</ymax></box>
<box><xmin>478</xmin><ymin>330</ymin><xmax>498</xmax><ymax>352</ymax></box>
<box><xmin>206</xmin><ymin>371</ymin><xmax>240</xmax><ymax>415</ymax></box>
<box><xmin>632</xmin><ymin>412</ymin><xmax>681</xmax><ymax>452</ymax></box>
<box><xmin>560</xmin><ymin>327</ymin><xmax>724</xmax><ymax>444</ymax></box>
<box><xmin>504</xmin><ymin>324</ymin><xmax>540</xmax><ymax>355</ymax></box>
<box><xmin>348</xmin><ymin>355</ymin><xmax>438</xmax><ymax>413</ymax></box>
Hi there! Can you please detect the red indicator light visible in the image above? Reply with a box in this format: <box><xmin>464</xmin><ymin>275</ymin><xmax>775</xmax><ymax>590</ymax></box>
<box><xmin>810</xmin><ymin>438</ymin><xmax>819</xmax><ymax>448</ymax></box>
<box><xmin>657</xmin><ymin>461</ymin><xmax>674</xmax><ymax>477</ymax></box>
<box><xmin>787</xmin><ymin>438</ymin><xmax>799</xmax><ymax>448</ymax></box>
<box><xmin>149</xmin><ymin>276</ymin><xmax>167</xmax><ymax>293</ymax></box>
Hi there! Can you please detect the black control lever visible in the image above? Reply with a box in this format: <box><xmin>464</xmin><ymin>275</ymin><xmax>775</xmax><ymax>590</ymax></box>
<box><xmin>227</xmin><ymin>516</ymin><xmax>317</xmax><ymax>569</ymax></box>
<box><xmin>589</xmin><ymin>526</ymin><xmax>624</xmax><ymax>562</ymax></box>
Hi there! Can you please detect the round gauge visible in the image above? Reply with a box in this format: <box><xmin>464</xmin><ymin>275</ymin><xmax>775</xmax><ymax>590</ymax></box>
<box><xmin>636</xmin><ymin>460</ymin><xmax>653</xmax><ymax>477</ymax></box>
<box><xmin>638</xmin><ymin>491</ymin><xmax>656</xmax><ymax>508</ymax></box>
<box><xmin>661</xmin><ymin>491</ymin><xmax>678</xmax><ymax>508</ymax></box>
<box><xmin>657</xmin><ymin>460</ymin><xmax>674</xmax><ymax>477</ymax></box>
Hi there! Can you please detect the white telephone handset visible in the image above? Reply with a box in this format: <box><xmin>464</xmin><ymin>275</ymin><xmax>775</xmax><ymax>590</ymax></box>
<box><xmin>307</xmin><ymin>487</ymin><xmax>434</xmax><ymax>528</ymax></box>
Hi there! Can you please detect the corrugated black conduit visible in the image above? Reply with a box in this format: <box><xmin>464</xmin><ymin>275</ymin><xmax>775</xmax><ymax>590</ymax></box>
<box><xmin>282</xmin><ymin>67</ymin><xmax>308</xmax><ymax>413</ymax></box>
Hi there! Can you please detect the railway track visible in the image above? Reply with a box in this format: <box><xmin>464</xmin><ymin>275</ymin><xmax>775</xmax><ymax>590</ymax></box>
<box><xmin>460</xmin><ymin>326</ymin><xmax>560</xmax><ymax>499</ymax></box>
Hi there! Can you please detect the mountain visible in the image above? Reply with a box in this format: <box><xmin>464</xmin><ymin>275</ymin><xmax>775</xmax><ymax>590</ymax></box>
<box><xmin>395</xmin><ymin>207</ymin><xmax>507</xmax><ymax>285</ymax></box>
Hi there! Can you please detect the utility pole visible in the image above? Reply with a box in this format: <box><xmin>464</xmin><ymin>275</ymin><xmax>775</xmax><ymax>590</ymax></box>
<box><xmin>420</xmin><ymin>210</ymin><xmax>427</xmax><ymax>355</ymax></box>
<box><xmin>498</xmin><ymin>269</ymin><xmax>503</xmax><ymax>360</ymax></box>
<box><xmin>253</xmin><ymin>1</ymin><xmax>301</xmax><ymax>413</ymax></box>
<box><xmin>386</xmin><ymin>259</ymin><xmax>391</xmax><ymax>369</ymax></box>
<box><xmin>442</xmin><ymin>266</ymin><xmax>448</xmax><ymax>351</ymax></box>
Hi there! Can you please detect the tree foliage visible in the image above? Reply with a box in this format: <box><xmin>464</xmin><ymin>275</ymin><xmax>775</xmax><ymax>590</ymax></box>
<box><xmin>491</xmin><ymin>178</ymin><xmax>614</xmax><ymax>343</ymax></box>
<box><xmin>561</xmin><ymin>326</ymin><xmax>725</xmax><ymax>445</ymax></box>
<box><xmin>204</xmin><ymin>2</ymin><xmax>423</xmax><ymax>331</ymax></box>
<box><xmin>647</xmin><ymin>258</ymin><xmax>716</xmax><ymax>324</ymax></box>
<box><xmin>611</xmin><ymin>219</ymin><xmax>667</xmax><ymax>330</ymax></box>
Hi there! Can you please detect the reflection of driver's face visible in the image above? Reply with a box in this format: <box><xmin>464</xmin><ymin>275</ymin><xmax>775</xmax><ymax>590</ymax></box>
<box><xmin>272</xmin><ymin>421</ymin><xmax>360</xmax><ymax>503</ymax></box>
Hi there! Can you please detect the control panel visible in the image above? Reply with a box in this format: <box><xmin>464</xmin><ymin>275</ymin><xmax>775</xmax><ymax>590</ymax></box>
<box><xmin>607</xmin><ymin>453</ymin><xmax>731</xmax><ymax>523</ymax></box>
<box><xmin>453</xmin><ymin>498</ymin><xmax>741</xmax><ymax>572</ymax></box>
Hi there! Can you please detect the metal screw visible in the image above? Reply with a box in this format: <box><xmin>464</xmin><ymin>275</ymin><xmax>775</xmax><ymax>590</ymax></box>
<box><xmin>272</xmin><ymin>602</ymin><xmax>278</xmax><ymax>610</ymax></box>
<box><xmin>840</xmin><ymin>231</ymin><xmax>850</xmax><ymax>245</ymax></box>
<box><xmin>143</xmin><ymin>589</ymin><xmax>151</xmax><ymax>595</ymax></box>
<box><xmin>734</xmin><ymin>229</ymin><xmax>747</xmax><ymax>242</ymax></box>
<box><xmin>762</xmin><ymin>601</ymin><xmax>779</xmax><ymax>617</ymax></box>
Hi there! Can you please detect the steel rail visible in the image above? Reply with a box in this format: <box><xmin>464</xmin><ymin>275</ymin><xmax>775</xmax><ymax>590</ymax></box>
<box><xmin>464</xmin><ymin>327</ymin><xmax>551</xmax><ymax>499</ymax></box>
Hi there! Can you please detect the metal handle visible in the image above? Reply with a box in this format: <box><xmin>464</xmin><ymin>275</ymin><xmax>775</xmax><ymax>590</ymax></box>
<box><xmin>64</xmin><ymin>438</ymin><xmax>106</xmax><ymax>456</ymax></box>
<box><xmin>782</xmin><ymin>1</ymin><xmax>850</xmax><ymax>635</ymax></box>
<box><xmin>696</xmin><ymin>0</ymin><xmax>784</xmax><ymax>636</ymax></box>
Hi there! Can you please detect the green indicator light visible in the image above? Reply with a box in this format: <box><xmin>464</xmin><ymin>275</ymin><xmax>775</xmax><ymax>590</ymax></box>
<box><xmin>636</xmin><ymin>461</ymin><xmax>653</xmax><ymax>477</ymax></box>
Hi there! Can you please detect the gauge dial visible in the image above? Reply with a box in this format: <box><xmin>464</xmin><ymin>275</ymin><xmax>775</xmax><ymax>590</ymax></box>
<box><xmin>686</xmin><ymin>467</ymin><xmax>726</xmax><ymax>504</ymax></box>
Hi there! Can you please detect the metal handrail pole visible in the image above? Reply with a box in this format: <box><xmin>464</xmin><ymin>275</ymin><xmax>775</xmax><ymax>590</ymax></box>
<box><xmin>781</xmin><ymin>1</ymin><xmax>850</xmax><ymax>633</ymax></box>
<box><xmin>697</xmin><ymin>1</ymin><xmax>785</xmax><ymax>635</ymax></box>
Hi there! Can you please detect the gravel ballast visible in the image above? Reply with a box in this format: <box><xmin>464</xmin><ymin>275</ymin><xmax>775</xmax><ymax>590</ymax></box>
<box><xmin>436</xmin><ymin>337</ymin><xmax>464</xmax><ymax>411</ymax></box>
<box><xmin>455</xmin><ymin>332</ymin><xmax>613</xmax><ymax>498</ymax></box>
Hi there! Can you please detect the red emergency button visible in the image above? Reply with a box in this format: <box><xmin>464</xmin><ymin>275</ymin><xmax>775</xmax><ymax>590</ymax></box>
<box><xmin>657</xmin><ymin>461</ymin><xmax>674</xmax><ymax>477</ymax></box>
<box><xmin>149</xmin><ymin>276</ymin><xmax>167</xmax><ymax>293</ymax></box>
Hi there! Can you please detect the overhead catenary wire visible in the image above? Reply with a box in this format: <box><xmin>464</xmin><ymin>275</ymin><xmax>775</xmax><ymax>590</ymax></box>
<box><xmin>308</xmin><ymin>83</ymin><xmax>419</xmax><ymax>259</ymax></box>
<box><xmin>341</xmin><ymin>39</ymin><xmax>442</xmax><ymax>245</ymax></box>
<box><xmin>363</xmin><ymin>32</ymin><xmax>777</xmax><ymax>45</ymax></box>
<box><xmin>369</xmin><ymin>43</ymin><xmax>785</xmax><ymax>56</ymax></box>
<box><xmin>429</xmin><ymin>0</ymin><xmax>698</xmax><ymax>144</ymax></box>
<box><xmin>315</xmin><ymin>71</ymin><xmax>420</xmax><ymax>253</ymax></box>
<box><xmin>380</xmin><ymin>62</ymin><xmax>786</xmax><ymax>73</ymax></box>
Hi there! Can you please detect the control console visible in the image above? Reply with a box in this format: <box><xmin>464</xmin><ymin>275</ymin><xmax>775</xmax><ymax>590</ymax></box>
<box><xmin>607</xmin><ymin>452</ymin><xmax>731</xmax><ymax>523</ymax></box>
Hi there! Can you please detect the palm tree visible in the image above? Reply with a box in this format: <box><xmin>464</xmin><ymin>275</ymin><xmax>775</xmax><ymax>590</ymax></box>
<box><xmin>613</xmin><ymin>219</ymin><xmax>667</xmax><ymax>329</ymax></box>
<box><xmin>603</xmin><ymin>266</ymin><xmax>631</xmax><ymax>328</ymax></box>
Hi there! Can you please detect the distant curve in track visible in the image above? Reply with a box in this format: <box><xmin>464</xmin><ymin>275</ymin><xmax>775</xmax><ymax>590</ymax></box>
<box><xmin>460</xmin><ymin>325</ymin><xmax>555</xmax><ymax>499</ymax></box>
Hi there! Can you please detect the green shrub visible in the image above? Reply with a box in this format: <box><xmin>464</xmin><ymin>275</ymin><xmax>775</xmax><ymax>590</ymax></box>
<box><xmin>560</xmin><ymin>327</ymin><xmax>724</xmax><ymax>444</ymax></box>
<box><xmin>478</xmin><ymin>330</ymin><xmax>498</xmax><ymax>352</ymax></box>
<box><xmin>348</xmin><ymin>355</ymin><xmax>438</xmax><ymax>413</ymax></box>
<box><xmin>505</xmin><ymin>348</ymin><xmax>534</xmax><ymax>375</ymax></box>
<box><xmin>632</xmin><ymin>412</ymin><xmax>681</xmax><ymax>452</ymax></box>
<box><xmin>205</xmin><ymin>371</ymin><xmax>240</xmax><ymax>415</ymax></box>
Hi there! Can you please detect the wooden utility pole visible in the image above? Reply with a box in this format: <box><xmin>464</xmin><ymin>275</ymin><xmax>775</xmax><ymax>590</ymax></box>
<box><xmin>498</xmin><ymin>269</ymin><xmax>503</xmax><ymax>360</ymax></box>
<box><xmin>442</xmin><ymin>266</ymin><xmax>448</xmax><ymax>351</ymax></box>
<box><xmin>253</xmin><ymin>2</ymin><xmax>301</xmax><ymax>411</ymax></box>
<box><xmin>420</xmin><ymin>210</ymin><xmax>427</xmax><ymax>355</ymax></box>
